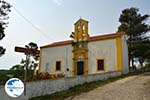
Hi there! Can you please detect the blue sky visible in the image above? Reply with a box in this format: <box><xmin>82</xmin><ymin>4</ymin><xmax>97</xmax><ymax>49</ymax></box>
<box><xmin>0</xmin><ymin>0</ymin><xmax>150</xmax><ymax>69</ymax></box>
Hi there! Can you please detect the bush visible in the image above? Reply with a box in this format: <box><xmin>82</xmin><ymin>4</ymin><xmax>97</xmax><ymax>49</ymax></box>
<box><xmin>36</xmin><ymin>72</ymin><xmax>65</xmax><ymax>80</ymax></box>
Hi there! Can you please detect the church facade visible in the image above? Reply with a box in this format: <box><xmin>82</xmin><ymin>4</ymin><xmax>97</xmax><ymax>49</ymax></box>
<box><xmin>39</xmin><ymin>18</ymin><xmax>129</xmax><ymax>77</ymax></box>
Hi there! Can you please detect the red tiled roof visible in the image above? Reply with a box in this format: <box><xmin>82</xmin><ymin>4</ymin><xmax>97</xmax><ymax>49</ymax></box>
<box><xmin>89</xmin><ymin>32</ymin><xmax>123</xmax><ymax>41</ymax></box>
<box><xmin>41</xmin><ymin>40</ymin><xmax>72</xmax><ymax>48</ymax></box>
<box><xmin>41</xmin><ymin>32</ymin><xmax>124</xmax><ymax>48</ymax></box>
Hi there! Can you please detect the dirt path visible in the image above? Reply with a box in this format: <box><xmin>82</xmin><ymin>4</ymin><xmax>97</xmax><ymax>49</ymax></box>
<box><xmin>65</xmin><ymin>72</ymin><xmax>150</xmax><ymax>100</ymax></box>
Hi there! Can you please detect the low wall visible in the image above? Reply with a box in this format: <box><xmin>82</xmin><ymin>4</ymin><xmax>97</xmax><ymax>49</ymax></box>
<box><xmin>0</xmin><ymin>71</ymin><xmax>121</xmax><ymax>100</ymax></box>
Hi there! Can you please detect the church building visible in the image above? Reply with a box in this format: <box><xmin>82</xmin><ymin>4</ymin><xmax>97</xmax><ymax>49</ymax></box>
<box><xmin>39</xmin><ymin>18</ymin><xmax>129</xmax><ymax>77</ymax></box>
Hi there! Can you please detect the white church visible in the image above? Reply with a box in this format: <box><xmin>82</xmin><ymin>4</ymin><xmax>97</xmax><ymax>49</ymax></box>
<box><xmin>39</xmin><ymin>18</ymin><xmax>129</xmax><ymax>77</ymax></box>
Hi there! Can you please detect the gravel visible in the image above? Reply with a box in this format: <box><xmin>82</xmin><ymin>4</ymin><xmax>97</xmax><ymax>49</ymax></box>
<box><xmin>65</xmin><ymin>72</ymin><xmax>150</xmax><ymax>100</ymax></box>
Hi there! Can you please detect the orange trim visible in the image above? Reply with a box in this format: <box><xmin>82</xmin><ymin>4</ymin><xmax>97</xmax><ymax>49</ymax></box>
<box><xmin>41</xmin><ymin>32</ymin><xmax>124</xmax><ymax>48</ymax></box>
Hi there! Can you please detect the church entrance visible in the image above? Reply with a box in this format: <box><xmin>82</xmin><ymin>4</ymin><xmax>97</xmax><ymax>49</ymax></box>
<box><xmin>77</xmin><ymin>61</ymin><xmax>84</xmax><ymax>75</ymax></box>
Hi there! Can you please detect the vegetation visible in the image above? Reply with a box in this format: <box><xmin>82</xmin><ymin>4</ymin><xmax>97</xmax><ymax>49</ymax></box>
<box><xmin>117</xmin><ymin>7</ymin><xmax>150</xmax><ymax>68</ymax></box>
<box><xmin>0</xmin><ymin>59</ymin><xmax>36</xmax><ymax>83</ymax></box>
<box><xmin>36</xmin><ymin>72</ymin><xmax>65</xmax><ymax>80</ymax></box>
<box><xmin>0</xmin><ymin>42</ymin><xmax>39</xmax><ymax>84</ymax></box>
<box><xmin>0</xmin><ymin>0</ymin><xmax>11</xmax><ymax>57</ymax></box>
<box><xmin>138</xmin><ymin>64</ymin><xmax>150</xmax><ymax>72</ymax></box>
<box><xmin>0</xmin><ymin>70</ymin><xmax>9</xmax><ymax>82</ymax></box>
<box><xmin>9</xmin><ymin>42</ymin><xmax>39</xmax><ymax>81</ymax></box>
<box><xmin>8</xmin><ymin>61</ymin><xmax>36</xmax><ymax>81</ymax></box>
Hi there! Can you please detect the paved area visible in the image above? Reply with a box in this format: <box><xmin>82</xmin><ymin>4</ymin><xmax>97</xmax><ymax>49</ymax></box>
<box><xmin>65</xmin><ymin>72</ymin><xmax>150</xmax><ymax>100</ymax></box>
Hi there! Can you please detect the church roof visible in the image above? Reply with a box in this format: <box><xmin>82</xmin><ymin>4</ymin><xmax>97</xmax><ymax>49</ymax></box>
<box><xmin>41</xmin><ymin>40</ymin><xmax>72</xmax><ymax>48</ymax></box>
<box><xmin>74</xmin><ymin>18</ymin><xmax>88</xmax><ymax>25</ymax></box>
<box><xmin>41</xmin><ymin>32</ymin><xmax>124</xmax><ymax>48</ymax></box>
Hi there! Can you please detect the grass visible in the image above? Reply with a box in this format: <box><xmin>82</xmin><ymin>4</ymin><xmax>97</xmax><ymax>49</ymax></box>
<box><xmin>29</xmin><ymin>74</ymin><xmax>130</xmax><ymax>100</ymax></box>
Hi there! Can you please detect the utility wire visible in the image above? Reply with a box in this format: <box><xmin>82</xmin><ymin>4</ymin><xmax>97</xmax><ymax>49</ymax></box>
<box><xmin>7</xmin><ymin>0</ymin><xmax>54</xmax><ymax>41</ymax></box>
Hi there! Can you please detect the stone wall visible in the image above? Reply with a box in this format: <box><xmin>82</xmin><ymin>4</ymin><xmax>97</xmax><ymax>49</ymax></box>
<box><xmin>0</xmin><ymin>71</ymin><xmax>121</xmax><ymax>100</ymax></box>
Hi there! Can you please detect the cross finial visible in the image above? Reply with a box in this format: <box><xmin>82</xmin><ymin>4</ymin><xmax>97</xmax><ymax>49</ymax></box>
<box><xmin>80</xmin><ymin>16</ymin><xmax>82</xmax><ymax>19</ymax></box>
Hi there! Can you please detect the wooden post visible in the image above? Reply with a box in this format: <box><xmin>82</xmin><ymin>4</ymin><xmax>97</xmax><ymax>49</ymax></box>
<box><xmin>14</xmin><ymin>46</ymin><xmax>40</xmax><ymax>96</ymax></box>
<box><xmin>24</xmin><ymin>54</ymin><xmax>29</xmax><ymax>95</ymax></box>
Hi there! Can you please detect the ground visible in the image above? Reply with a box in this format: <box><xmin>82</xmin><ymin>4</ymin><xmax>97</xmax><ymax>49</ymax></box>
<box><xmin>65</xmin><ymin>72</ymin><xmax>150</xmax><ymax>100</ymax></box>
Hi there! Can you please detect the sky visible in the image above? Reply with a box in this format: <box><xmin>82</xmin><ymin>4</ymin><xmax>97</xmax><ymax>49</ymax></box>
<box><xmin>0</xmin><ymin>0</ymin><xmax>150</xmax><ymax>69</ymax></box>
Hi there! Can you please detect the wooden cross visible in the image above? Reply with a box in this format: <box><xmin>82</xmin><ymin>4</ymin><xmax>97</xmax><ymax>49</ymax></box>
<box><xmin>15</xmin><ymin>46</ymin><xmax>40</xmax><ymax>55</ymax></box>
<box><xmin>14</xmin><ymin>46</ymin><xmax>40</xmax><ymax>96</ymax></box>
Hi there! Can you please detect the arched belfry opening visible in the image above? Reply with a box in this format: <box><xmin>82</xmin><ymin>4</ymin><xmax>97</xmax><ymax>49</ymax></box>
<box><xmin>70</xmin><ymin>18</ymin><xmax>89</xmax><ymax>75</ymax></box>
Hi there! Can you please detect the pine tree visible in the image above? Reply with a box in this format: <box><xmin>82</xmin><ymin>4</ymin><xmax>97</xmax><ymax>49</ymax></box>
<box><xmin>118</xmin><ymin>7</ymin><xmax>150</xmax><ymax>67</ymax></box>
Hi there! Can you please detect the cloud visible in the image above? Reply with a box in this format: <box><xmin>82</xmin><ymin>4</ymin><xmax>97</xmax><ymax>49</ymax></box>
<box><xmin>52</xmin><ymin>0</ymin><xmax>63</xmax><ymax>6</ymax></box>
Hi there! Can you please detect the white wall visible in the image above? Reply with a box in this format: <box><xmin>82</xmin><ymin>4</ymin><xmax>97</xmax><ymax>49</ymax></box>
<box><xmin>88</xmin><ymin>39</ymin><xmax>117</xmax><ymax>74</ymax></box>
<box><xmin>121</xmin><ymin>36</ymin><xmax>129</xmax><ymax>74</ymax></box>
<box><xmin>0</xmin><ymin>71</ymin><xmax>121</xmax><ymax>100</ymax></box>
<box><xmin>40</xmin><ymin>45</ymin><xmax>73</xmax><ymax>77</ymax></box>
<box><xmin>40</xmin><ymin>37</ymin><xmax>128</xmax><ymax>76</ymax></box>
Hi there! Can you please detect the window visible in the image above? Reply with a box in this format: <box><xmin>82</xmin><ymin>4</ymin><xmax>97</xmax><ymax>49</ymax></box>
<box><xmin>56</xmin><ymin>61</ymin><xmax>61</xmax><ymax>71</ymax></box>
<box><xmin>97</xmin><ymin>59</ymin><xmax>104</xmax><ymax>71</ymax></box>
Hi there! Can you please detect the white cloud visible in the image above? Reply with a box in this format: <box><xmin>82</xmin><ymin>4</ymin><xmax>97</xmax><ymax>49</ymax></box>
<box><xmin>52</xmin><ymin>0</ymin><xmax>63</xmax><ymax>6</ymax></box>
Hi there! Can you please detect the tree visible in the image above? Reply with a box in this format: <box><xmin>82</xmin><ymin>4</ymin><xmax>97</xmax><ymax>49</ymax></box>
<box><xmin>117</xmin><ymin>7</ymin><xmax>150</xmax><ymax>68</ymax></box>
<box><xmin>24</xmin><ymin>42</ymin><xmax>39</xmax><ymax>80</ymax></box>
<box><xmin>9</xmin><ymin>42</ymin><xmax>39</xmax><ymax>81</ymax></box>
<box><xmin>9</xmin><ymin>58</ymin><xmax>38</xmax><ymax>81</ymax></box>
<box><xmin>0</xmin><ymin>0</ymin><xmax>11</xmax><ymax>57</ymax></box>
<box><xmin>134</xmin><ymin>40</ymin><xmax>150</xmax><ymax>67</ymax></box>
<box><xmin>26</xmin><ymin>42</ymin><xmax>39</xmax><ymax>60</ymax></box>
<box><xmin>9</xmin><ymin>64</ymin><xmax>24</xmax><ymax>80</ymax></box>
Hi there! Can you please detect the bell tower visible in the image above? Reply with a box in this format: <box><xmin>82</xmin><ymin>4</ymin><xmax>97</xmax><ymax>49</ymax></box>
<box><xmin>70</xmin><ymin>18</ymin><xmax>89</xmax><ymax>76</ymax></box>
<box><xmin>74</xmin><ymin>18</ymin><xmax>89</xmax><ymax>42</ymax></box>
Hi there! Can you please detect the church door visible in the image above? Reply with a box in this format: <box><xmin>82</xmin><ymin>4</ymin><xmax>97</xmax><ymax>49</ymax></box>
<box><xmin>77</xmin><ymin>61</ymin><xmax>84</xmax><ymax>75</ymax></box>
